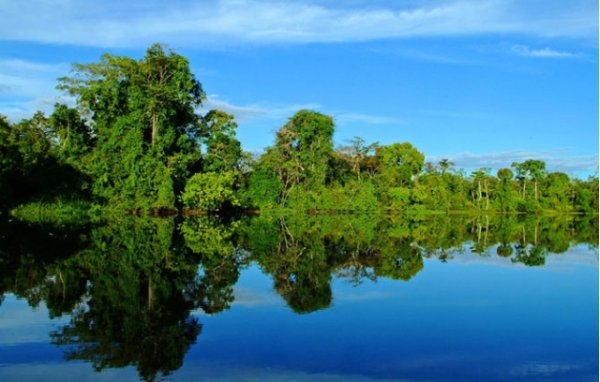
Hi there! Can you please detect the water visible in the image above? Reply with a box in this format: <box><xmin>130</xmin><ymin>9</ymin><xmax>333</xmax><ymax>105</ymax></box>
<box><xmin>0</xmin><ymin>214</ymin><xmax>597</xmax><ymax>381</ymax></box>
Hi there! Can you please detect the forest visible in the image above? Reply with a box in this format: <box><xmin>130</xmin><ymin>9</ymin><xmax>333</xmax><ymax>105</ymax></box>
<box><xmin>1</xmin><ymin>44</ymin><xmax>598</xmax><ymax>217</ymax></box>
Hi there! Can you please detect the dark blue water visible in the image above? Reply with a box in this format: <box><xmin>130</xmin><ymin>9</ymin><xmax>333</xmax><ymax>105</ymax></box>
<box><xmin>0</xmin><ymin>243</ymin><xmax>597</xmax><ymax>381</ymax></box>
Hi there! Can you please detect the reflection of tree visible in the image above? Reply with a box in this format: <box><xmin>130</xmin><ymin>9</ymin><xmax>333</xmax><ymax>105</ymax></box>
<box><xmin>258</xmin><ymin>217</ymin><xmax>334</xmax><ymax>314</ymax></box>
<box><xmin>334</xmin><ymin>242</ymin><xmax>378</xmax><ymax>286</ymax></box>
<box><xmin>46</xmin><ymin>218</ymin><xmax>203</xmax><ymax>382</ymax></box>
<box><xmin>181</xmin><ymin>217</ymin><xmax>246</xmax><ymax>314</ymax></box>
<box><xmin>496</xmin><ymin>243</ymin><xmax>513</xmax><ymax>257</ymax></box>
<box><xmin>240</xmin><ymin>216</ymin><xmax>342</xmax><ymax>313</ymax></box>
<box><xmin>374</xmin><ymin>240</ymin><xmax>423</xmax><ymax>281</ymax></box>
<box><xmin>0</xmin><ymin>212</ymin><xmax>598</xmax><ymax>380</ymax></box>
<box><xmin>0</xmin><ymin>218</ymin><xmax>89</xmax><ymax>312</ymax></box>
<box><xmin>512</xmin><ymin>244</ymin><xmax>547</xmax><ymax>267</ymax></box>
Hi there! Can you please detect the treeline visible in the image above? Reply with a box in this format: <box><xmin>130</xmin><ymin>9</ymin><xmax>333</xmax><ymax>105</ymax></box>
<box><xmin>1</xmin><ymin>44</ymin><xmax>597</xmax><ymax>214</ymax></box>
<box><xmin>245</xmin><ymin>112</ymin><xmax>598</xmax><ymax>213</ymax></box>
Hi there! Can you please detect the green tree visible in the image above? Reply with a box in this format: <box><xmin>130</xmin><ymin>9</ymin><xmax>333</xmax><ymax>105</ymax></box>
<box><xmin>260</xmin><ymin>110</ymin><xmax>335</xmax><ymax>204</ymax></box>
<box><xmin>49</xmin><ymin>104</ymin><xmax>93</xmax><ymax>165</ymax></box>
<box><xmin>336</xmin><ymin>136</ymin><xmax>378</xmax><ymax>182</ymax></box>
<box><xmin>494</xmin><ymin>168</ymin><xmax>517</xmax><ymax>211</ymax></box>
<box><xmin>470</xmin><ymin>168</ymin><xmax>493</xmax><ymax>210</ymax></box>
<box><xmin>201</xmin><ymin>110</ymin><xmax>243</xmax><ymax>172</ymax></box>
<box><xmin>541</xmin><ymin>172</ymin><xmax>571</xmax><ymax>211</ymax></box>
<box><xmin>58</xmin><ymin>44</ymin><xmax>205</xmax><ymax>208</ymax></box>
<box><xmin>181</xmin><ymin>171</ymin><xmax>240</xmax><ymax>210</ymax></box>
<box><xmin>437</xmin><ymin>158</ymin><xmax>455</xmax><ymax>175</ymax></box>
<box><xmin>375</xmin><ymin>143</ymin><xmax>424</xmax><ymax>188</ymax></box>
<box><xmin>512</xmin><ymin>159</ymin><xmax>546</xmax><ymax>201</ymax></box>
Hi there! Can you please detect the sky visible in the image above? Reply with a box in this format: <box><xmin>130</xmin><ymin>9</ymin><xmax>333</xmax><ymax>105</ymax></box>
<box><xmin>0</xmin><ymin>0</ymin><xmax>598</xmax><ymax>175</ymax></box>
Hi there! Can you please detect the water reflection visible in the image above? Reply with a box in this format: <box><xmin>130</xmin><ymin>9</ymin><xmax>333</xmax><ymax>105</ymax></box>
<box><xmin>0</xmin><ymin>214</ymin><xmax>597</xmax><ymax>381</ymax></box>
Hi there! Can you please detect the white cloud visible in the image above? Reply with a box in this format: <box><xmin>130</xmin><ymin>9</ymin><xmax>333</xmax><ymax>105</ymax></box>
<box><xmin>0</xmin><ymin>59</ymin><xmax>66</xmax><ymax>98</ymax></box>
<box><xmin>198</xmin><ymin>94</ymin><xmax>320</xmax><ymax>122</ymax></box>
<box><xmin>232</xmin><ymin>286</ymin><xmax>284</xmax><ymax>307</ymax></box>
<box><xmin>510</xmin><ymin>44</ymin><xmax>579</xmax><ymax>58</ymax></box>
<box><xmin>199</xmin><ymin>95</ymin><xmax>268</xmax><ymax>121</ymax></box>
<box><xmin>333</xmin><ymin>112</ymin><xmax>401</xmax><ymax>125</ymax></box>
<box><xmin>199</xmin><ymin>95</ymin><xmax>402</xmax><ymax>128</ymax></box>
<box><xmin>429</xmin><ymin>149</ymin><xmax>599</xmax><ymax>174</ymax></box>
<box><xmin>0</xmin><ymin>0</ymin><xmax>596</xmax><ymax>48</ymax></box>
<box><xmin>0</xmin><ymin>58</ymin><xmax>73</xmax><ymax>120</ymax></box>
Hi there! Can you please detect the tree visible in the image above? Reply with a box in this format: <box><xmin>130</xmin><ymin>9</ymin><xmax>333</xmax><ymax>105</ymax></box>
<box><xmin>181</xmin><ymin>171</ymin><xmax>240</xmax><ymax>210</ymax></box>
<box><xmin>471</xmin><ymin>168</ymin><xmax>492</xmax><ymax>210</ymax></box>
<box><xmin>495</xmin><ymin>168</ymin><xmax>516</xmax><ymax>211</ymax></box>
<box><xmin>201</xmin><ymin>110</ymin><xmax>242</xmax><ymax>172</ymax></box>
<box><xmin>437</xmin><ymin>158</ymin><xmax>455</xmax><ymax>175</ymax></box>
<box><xmin>57</xmin><ymin>44</ymin><xmax>205</xmax><ymax>208</ymax></box>
<box><xmin>512</xmin><ymin>160</ymin><xmax>546</xmax><ymax>201</ymax></box>
<box><xmin>259</xmin><ymin>110</ymin><xmax>335</xmax><ymax>204</ymax></box>
<box><xmin>49</xmin><ymin>104</ymin><xmax>93</xmax><ymax>166</ymax></box>
<box><xmin>375</xmin><ymin>143</ymin><xmax>425</xmax><ymax>187</ymax></box>
<box><xmin>336</xmin><ymin>136</ymin><xmax>378</xmax><ymax>182</ymax></box>
<box><xmin>541</xmin><ymin>172</ymin><xmax>571</xmax><ymax>211</ymax></box>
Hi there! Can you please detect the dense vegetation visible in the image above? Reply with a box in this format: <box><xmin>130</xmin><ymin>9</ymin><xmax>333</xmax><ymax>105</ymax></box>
<box><xmin>0</xmin><ymin>44</ymin><xmax>597</xmax><ymax>215</ymax></box>
<box><xmin>0</xmin><ymin>213</ymin><xmax>596</xmax><ymax>380</ymax></box>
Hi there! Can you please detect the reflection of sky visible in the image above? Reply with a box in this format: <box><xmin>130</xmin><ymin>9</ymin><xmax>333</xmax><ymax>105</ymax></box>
<box><xmin>0</xmin><ymin>250</ymin><xmax>598</xmax><ymax>382</ymax></box>
<box><xmin>0</xmin><ymin>296</ymin><xmax>66</xmax><ymax>345</ymax></box>
<box><xmin>188</xmin><ymin>254</ymin><xmax>599</xmax><ymax>381</ymax></box>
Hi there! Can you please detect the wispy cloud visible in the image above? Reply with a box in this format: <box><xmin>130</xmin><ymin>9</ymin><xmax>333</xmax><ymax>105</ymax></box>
<box><xmin>198</xmin><ymin>94</ymin><xmax>320</xmax><ymax>122</ymax></box>
<box><xmin>510</xmin><ymin>44</ymin><xmax>579</xmax><ymax>58</ymax></box>
<box><xmin>429</xmin><ymin>149</ymin><xmax>599</xmax><ymax>174</ymax></box>
<box><xmin>0</xmin><ymin>1</ymin><xmax>597</xmax><ymax>48</ymax></box>
<box><xmin>0</xmin><ymin>59</ymin><xmax>66</xmax><ymax>98</ymax></box>
<box><xmin>333</xmin><ymin>112</ymin><xmax>402</xmax><ymax>125</ymax></box>
<box><xmin>0</xmin><ymin>58</ymin><xmax>72</xmax><ymax>120</ymax></box>
<box><xmin>199</xmin><ymin>95</ymin><xmax>268</xmax><ymax>121</ymax></box>
<box><xmin>199</xmin><ymin>95</ymin><xmax>400</xmax><ymax>127</ymax></box>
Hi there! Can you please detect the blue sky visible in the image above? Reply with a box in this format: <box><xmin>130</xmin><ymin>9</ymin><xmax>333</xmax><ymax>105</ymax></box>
<box><xmin>0</xmin><ymin>0</ymin><xmax>598</xmax><ymax>175</ymax></box>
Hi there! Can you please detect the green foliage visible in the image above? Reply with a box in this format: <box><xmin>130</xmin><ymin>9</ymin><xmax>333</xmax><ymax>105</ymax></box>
<box><xmin>57</xmin><ymin>44</ymin><xmax>205</xmax><ymax>209</ymax></box>
<box><xmin>10</xmin><ymin>200</ymin><xmax>102</xmax><ymax>224</ymax></box>
<box><xmin>181</xmin><ymin>171</ymin><xmax>240</xmax><ymax>210</ymax></box>
<box><xmin>49</xmin><ymin>104</ymin><xmax>93</xmax><ymax>165</ymax></box>
<box><xmin>375</xmin><ymin>142</ymin><xmax>425</xmax><ymax>188</ymax></box>
<box><xmin>181</xmin><ymin>217</ymin><xmax>244</xmax><ymax>314</ymax></box>
<box><xmin>243</xmin><ymin>169</ymin><xmax>281</xmax><ymax>208</ymax></box>
<box><xmin>201</xmin><ymin>110</ymin><xmax>243</xmax><ymax>172</ymax></box>
<box><xmin>260</xmin><ymin>110</ymin><xmax>335</xmax><ymax>203</ymax></box>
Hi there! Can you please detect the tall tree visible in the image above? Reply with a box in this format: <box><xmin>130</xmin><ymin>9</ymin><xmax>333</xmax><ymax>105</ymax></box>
<box><xmin>260</xmin><ymin>110</ymin><xmax>335</xmax><ymax>203</ymax></box>
<box><xmin>336</xmin><ymin>137</ymin><xmax>378</xmax><ymax>182</ymax></box>
<box><xmin>375</xmin><ymin>142</ymin><xmax>424</xmax><ymax>187</ymax></box>
<box><xmin>58</xmin><ymin>44</ymin><xmax>205</xmax><ymax>208</ymax></box>
<box><xmin>201</xmin><ymin>110</ymin><xmax>242</xmax><ymax>172</ymax></box>
<box><xmin>437</xmin><ymin>158</ymin><xmax>455</xmax><ymax>175</ymax></box>
<box><xmin>512</xmin><ymin>160</ymin><xmax>546</xmax><ymax>201</ymax></box>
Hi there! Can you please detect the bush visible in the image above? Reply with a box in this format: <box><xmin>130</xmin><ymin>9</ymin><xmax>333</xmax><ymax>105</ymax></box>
<box><xmin>181</xmin><ymin>171</ymin><xmax>240</xmax><ymax>210</ymax></box>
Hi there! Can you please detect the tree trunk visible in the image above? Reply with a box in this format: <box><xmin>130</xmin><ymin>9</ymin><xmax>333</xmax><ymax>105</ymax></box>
<box><xmin>484</xmin><ymin>181</ymin><xmax>489</xmax><ymax>210</ymax></box>
<box><xmin>151</xmin><ymin>113</ymin><xmax>158</xmax><ymax>146</ymax></box>
<box><xmin>147</xmin><ymin>275</ymin><xmax>153</xmax><ymax>312</ymax></box>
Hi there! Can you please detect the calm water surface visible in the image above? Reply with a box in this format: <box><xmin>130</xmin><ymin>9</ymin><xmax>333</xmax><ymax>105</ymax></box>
<box><xmin>0</xmin><ymin>215</ymin><xmax>597</xmax><ymax>381</ymax></box>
